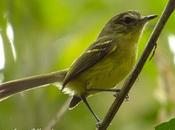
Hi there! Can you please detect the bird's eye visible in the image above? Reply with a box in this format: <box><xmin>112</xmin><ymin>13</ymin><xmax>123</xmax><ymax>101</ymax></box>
<box><xmin>122</xmin><ymin>16</ymin><xmax>136</xmax><ymax>24</ymax></box>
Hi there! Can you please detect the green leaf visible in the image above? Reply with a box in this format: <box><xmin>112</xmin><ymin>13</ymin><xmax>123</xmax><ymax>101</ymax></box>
<box><xmin>155</xmin><ymin>118</ymin><xmax>175</xmax><ymax>130</ymax></box>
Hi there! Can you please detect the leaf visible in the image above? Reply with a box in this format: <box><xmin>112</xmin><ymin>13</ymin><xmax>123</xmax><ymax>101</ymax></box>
<box><xmin>155</xmin><ymin>118</ymin><xmax>175</xmax><ymax>130</ymax></box>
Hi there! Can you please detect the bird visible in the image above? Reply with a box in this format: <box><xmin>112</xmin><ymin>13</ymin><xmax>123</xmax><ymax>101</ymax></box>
<box><xmin>0</xmin><ymin>10</ymin><xmax>157</xmax><ymax>122</ymax></box>
<box><xmin>59</xmin><ymin>10</ymin><xmax>157</xmax><ymax>121</ymax></box>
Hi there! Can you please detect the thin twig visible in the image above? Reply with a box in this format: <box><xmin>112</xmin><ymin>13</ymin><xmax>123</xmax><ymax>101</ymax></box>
<box><xmin>44</xmin><ymin>97</ymin><xmax>71</xmax><ymax>130</ymax></box>
<box><xmin>97</xmin><ymin>0</ymin><xmax>175</xmax><ymax>129</ymax></box>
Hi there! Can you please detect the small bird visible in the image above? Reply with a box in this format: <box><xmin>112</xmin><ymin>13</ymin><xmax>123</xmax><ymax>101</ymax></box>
<box><xmin>60</xmin><ymin>10</ymin><xmax>157</xmax><ymax>121</ymax></box>
<box><xmin>0</xmin><ymin>10</ymin><xmax>157</xmax><ymax>123</ymax></box>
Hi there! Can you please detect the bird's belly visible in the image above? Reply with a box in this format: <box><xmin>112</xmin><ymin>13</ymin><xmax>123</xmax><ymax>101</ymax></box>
<box><xmin>85</xmin><ymin>55</ymin><xmax>134</xmax><ymax>90</ymax></box>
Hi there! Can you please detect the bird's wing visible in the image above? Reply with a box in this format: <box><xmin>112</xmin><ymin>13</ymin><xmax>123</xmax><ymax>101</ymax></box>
<box><xmin>62</xmin><ymin>37</ymin><xmax>117</xmax><ymax>87</ymax></box>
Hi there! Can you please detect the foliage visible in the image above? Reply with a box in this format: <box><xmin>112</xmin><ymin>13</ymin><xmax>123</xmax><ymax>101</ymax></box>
<box><xmin>0</xmin><ymin>0</ymin><xmax>175</xmax><ymax>130</ymax></box>
<box><xmin>155</xmin><ymin>118</ymin><xmax>175</xmax><ymax>130</ymax></box>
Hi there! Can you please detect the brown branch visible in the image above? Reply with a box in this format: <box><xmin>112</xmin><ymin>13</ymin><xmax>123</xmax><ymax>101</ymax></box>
<box><xmin>97</xmin><ymin>0</ymin><xmax>175</xmax><ymax>130</ymax></box>
<box><xmin>0</xmin><ymin>70</ymin><xmax>67</xmax><ymax>100</ymax></box>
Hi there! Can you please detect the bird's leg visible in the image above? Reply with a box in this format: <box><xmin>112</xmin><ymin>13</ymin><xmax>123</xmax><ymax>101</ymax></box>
<box><xmin>80</xmin><ymin>95</ymin><xmax>101</xmax><ymax>123</ymax></box>
<box><xmin>86</xmin><ymin>88</ymin><xmax>129</xmax><ymax>101</ymax></box>
<box><xmin>86</xmin><ymin>88</ymin><xmax>121</xmax><ymax>93</ymax></box>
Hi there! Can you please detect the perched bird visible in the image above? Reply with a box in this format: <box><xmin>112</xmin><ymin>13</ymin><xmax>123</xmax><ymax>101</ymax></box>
<box><xmin>0</xmin><ymin>10</ymin><xmax>157</xmax><ymax>122</ymax></box>
<box><xmin>59</xmin><ymin>11</ymin><xmax>157</xmax><ymax>121</ymax></box>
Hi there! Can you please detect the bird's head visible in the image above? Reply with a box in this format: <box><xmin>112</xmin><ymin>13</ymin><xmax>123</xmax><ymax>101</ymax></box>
<box><xmin>99</xmin><ymin>10</ymin><xmax>157</xmax><ymax>38</ymax></box>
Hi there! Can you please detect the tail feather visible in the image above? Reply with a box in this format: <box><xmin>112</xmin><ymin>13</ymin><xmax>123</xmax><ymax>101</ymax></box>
<box><xmin>69</xmin><ymin>96</ymin><xmax>82</xmax><ymax>109</ymax></box>
<box><xmin>0</xmin><ymin>70</ymin><xmax>67</xmax><ymax>101</ymax></box>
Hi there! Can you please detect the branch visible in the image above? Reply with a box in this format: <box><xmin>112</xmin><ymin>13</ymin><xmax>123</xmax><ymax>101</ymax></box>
<box><xmin>44</xmin><ymin>97</ymin><xmax>71</xmax><ymax>130</ymax></box>
<box><xmin>97</xmin><ymin>0</ymin><xmax>175</xmax><ymax>129</ymax></box>
<box><xmin>0</xmin><ymin>70</ymin><xmax>67</xmax><ymax>100</ymax></box>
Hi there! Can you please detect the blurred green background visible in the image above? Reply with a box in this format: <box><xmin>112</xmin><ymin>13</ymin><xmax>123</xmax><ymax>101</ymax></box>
<box><xmin>0</xmin><ymin>0</ymin><xmax>175</xmax><ymax>130</ymax></box>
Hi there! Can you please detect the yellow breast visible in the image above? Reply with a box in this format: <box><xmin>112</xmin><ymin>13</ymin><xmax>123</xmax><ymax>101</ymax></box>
<box><xmin>66</xmin><ymin>37</ymin><xmax>137</xmax><ymax>96</ymax></box>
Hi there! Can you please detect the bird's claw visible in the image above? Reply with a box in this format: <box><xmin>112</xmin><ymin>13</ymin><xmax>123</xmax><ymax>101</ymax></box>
<box><xmin>96</xmin><ymin>120</ymin><xmax>102</xmax><ymax>128</ymax></box>
<box><xmin>113</xmin><ymin>90</ymin><xmax>129</xmax><ymax>101</ymax></box>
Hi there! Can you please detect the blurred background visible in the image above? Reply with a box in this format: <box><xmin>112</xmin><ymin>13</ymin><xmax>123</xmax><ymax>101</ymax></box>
<box><xmin>0</xmin><ymin>0</ymin><xmax>175</xmax><ymax>130</ymax></box>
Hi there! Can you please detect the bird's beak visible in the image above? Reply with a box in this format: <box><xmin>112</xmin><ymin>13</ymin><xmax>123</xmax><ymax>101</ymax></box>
<box><xmin>140</xmin><ymin>14</ymin><xmax>158</xmax><ymax>23</ymax></box>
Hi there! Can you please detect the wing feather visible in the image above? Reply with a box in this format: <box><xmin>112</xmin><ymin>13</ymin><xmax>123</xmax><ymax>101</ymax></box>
<box><xmin>62</xmin><ymin>37</ymin><xmax>117</xmax><ymax>87</ymax></box>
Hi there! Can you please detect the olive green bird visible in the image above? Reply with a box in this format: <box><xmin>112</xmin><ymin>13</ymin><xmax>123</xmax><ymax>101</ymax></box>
<box><xmin>0</xmin><ymin>10</ymin><xmax>157</xmax><ymax>122</ymax></box>
<box><xmin>60</xmin><ymin>10</ymin><xmax>157</xmax><ymax>121</ymax></box>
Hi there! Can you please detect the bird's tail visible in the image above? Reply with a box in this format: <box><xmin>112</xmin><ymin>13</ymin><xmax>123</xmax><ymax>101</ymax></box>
<box><xmin>0</xmin><ymin>70</ymin><xmax>67</xmax><ymax>101</ymax></box>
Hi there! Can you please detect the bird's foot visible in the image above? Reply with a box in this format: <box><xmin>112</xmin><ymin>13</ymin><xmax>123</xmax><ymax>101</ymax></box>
<box><xmin>113</xmin><ymin>90</ymin><xmax>129</xmax><ymax>101</ymax></box>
